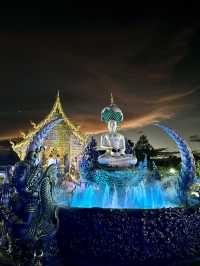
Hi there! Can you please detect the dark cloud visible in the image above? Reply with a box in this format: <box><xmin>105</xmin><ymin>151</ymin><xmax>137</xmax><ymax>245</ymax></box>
<box><xmin>137</xmin><ymin>131</ymin><xmax>144</xmax><ymax>135</ymax></box>
<box><xmin>0</xmin><ymin>8</ymin><xmax>199</xmax><ymax>151</ymax></box>
<box><xmin>0</xmin><ymin>140</ymin><xmax>12</xmax><ymax>151</ymax></box>
<box><xmin>190</xmin><ymin>135</ymin><xmax>200</xmax><ymax>142</ymax></box>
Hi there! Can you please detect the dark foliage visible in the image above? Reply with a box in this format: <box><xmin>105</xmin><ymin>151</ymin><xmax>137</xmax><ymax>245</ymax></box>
<box><xmin>57</xmin><ymin>207</ymin><xmax>200</xmax><ymax>266</ymax></box>
<box><xmin>135</xmin><ymin>135</ymin><xmax>155</xmax><ymax>162</ymax></box>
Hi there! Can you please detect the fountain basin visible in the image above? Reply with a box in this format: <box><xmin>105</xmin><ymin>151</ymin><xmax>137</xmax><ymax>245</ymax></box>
<box><xmin>57</xmin><ymin>206</ymin><xmax>200</xmax><ymax>265</ymax></box>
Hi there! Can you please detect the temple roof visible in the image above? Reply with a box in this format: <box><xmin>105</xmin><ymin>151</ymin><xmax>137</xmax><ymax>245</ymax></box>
<box><xmin>11</xmin><ymin>91</ymin><xmax>86</xmax><ymax>159</ymax></box>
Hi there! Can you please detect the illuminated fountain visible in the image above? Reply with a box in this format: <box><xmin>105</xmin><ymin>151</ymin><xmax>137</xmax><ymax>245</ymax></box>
<box><xmin>50</xmin><ymin>96</ymin><xmax>199</xmax><ymax>264</ymax></box>
<box><xmin>65</xmin><ymin>95</ymin><xmax>195</xmax><ymax>209</ymax></box>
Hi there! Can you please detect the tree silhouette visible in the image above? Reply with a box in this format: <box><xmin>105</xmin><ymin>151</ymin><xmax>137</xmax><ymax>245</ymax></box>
<box><xmin>79</xmin><ymin>137</ymin><xmax>99</xmax><ymax>181</ymax></box>
<box><xmin>135</xmin><ymin>135</ymin><xmax>155</xmax><ymax>163</ymax></box>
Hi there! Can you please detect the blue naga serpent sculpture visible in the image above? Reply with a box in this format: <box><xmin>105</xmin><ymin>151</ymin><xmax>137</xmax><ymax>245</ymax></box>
<box><xmin>0</xmin><ymin>116</ymin><xmax>63</xmax><ymax>265</ymax></box>
<box><xmin>155</xmin><ymin>123</ymin><xmax>196</xmax><ymax>204</ymax></box>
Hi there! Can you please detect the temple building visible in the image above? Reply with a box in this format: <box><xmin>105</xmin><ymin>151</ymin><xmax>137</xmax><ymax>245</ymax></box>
<box><xmin>10</xmin><ymin>92</ymin><xmax>86</xmax><ymax>174</ymax></box>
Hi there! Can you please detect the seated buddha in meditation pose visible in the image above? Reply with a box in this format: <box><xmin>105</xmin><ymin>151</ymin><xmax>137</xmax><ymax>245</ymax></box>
<box><xmin>98</xmin><ymin>94</ymin><xmax>137</xmax><ymax>168</ymax></box>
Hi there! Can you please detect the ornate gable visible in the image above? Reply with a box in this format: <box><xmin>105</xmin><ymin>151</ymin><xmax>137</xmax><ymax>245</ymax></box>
<box><xmin>11</xmin><ymin>91</ymin><xmax>86</xmax><ymax>160</ymax></box>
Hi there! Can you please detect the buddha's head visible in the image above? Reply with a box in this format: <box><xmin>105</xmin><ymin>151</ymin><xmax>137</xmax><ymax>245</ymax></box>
<box><xmin>101</xmin><ymin>93</ymin><xmax>123</xmax><ymax>124</ymax></box>
<box><xmin>108</xmin><ymin>120</ymin><xmax>117</xmax><ymax>133</ymax></box>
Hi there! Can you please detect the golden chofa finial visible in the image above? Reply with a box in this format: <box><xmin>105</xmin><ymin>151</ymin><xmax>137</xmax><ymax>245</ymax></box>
<box><xmin>110</xmin><ymin>92</ymin><xmax>114</xmax><ymax>105</ymax></box>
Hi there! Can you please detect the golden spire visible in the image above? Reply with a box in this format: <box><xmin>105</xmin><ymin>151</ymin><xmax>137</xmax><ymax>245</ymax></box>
<box><xmin>54</xmin><ymin>89</ymin><xmax>62</xmax><ymax>114</ymax></box>
<box><xmin>110</xmin><ymin>92</ymin><xmax>114</xmax><ymax>105</ymax></box>
<box><xmin>56</xmin><ymin>89</ymin><xmax>61</xmax><ymax>105</ymax></box>
<box><xmin>57</xmin><ymin>89</ymin><xmax>60</xmax><ymax>99</ymax></box>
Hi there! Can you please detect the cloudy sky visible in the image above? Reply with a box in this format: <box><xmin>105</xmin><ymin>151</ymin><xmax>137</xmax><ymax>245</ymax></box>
<box><xmin>0</xmin><ymin>7</ymin><xmax>200</xmax><ymax>151</ymax></box>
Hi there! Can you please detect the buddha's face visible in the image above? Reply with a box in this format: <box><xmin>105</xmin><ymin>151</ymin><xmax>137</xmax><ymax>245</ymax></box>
<box><xmin>108</xmin><ymin>120</ymin><xmax>117</xmax><ymax>133</ymax></box>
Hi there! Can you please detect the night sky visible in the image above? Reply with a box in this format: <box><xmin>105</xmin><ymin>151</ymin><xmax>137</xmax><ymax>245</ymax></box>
<box><xmin>0</xmin><ymin>7</ymin><xmax>200</xmax><ymax>152</ymax></box>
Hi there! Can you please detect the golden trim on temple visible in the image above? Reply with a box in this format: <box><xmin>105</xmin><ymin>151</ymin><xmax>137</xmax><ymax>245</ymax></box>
<box><xmin>10</xmin><ymin>91</ymin><xmax>86</xmax><ymax>163</ymax></box>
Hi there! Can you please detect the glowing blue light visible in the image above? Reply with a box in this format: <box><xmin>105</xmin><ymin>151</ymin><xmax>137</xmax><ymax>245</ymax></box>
<box><xmin>69</xmin><ymin>179</ymin><xmax>178</xmax><ymax>209</ymax></box>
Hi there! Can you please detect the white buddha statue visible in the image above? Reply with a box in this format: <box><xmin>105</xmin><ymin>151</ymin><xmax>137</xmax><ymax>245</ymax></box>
<box><xmin>98</xmin><ymin>94</ymin><xmax>137</xmax><ymax>168</ymax></box>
